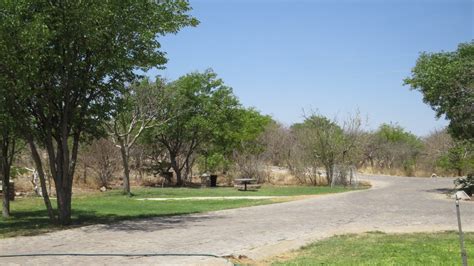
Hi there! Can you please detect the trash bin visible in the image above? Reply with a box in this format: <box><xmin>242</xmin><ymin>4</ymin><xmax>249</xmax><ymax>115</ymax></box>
<box><xmin>210</xmin><ymin>175</ymin><xmax>217</xmax><ymax>187</ymax></box>
<box><xmin>200</xmin><ymin>173</ymin><xmax>210</xmax><ymax>187</ymax></box>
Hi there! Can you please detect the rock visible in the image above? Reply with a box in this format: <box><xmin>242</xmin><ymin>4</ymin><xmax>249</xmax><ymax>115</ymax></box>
<box><xmin>452</xmin><ymin>190</ymin><xmax>471</xmax><ymax>201</ymax></box>
<box><xmin>99</xmin><ymin>186</ymin><xmax>107</xmax><ymax>192</ymax></box>
<box><xmin>431</xmin><ymin>173</ymin><xmax>437</xmax><ymax>178</ymax></box>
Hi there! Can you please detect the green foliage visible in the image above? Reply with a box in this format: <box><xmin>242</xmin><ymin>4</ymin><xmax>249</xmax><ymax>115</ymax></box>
<box><xmin>158</xmin><ymin>69</ymin><xmax>239</xmax><ymax>147</ymax></box>
<box><xmin>437</xmin><ymin>141</ymin><xmax>474</xmax><ymax>176</ymax></box>
<box><xmin>146</xmin><ymin>69</ymin><xmax>271</xmax><ymax>178</ymax></box>
<box><xmin>291</xmin><ymin>115</ymin><xmax>350</xmax><ymax>184</ymax></box>
<box><xmin>206</xmin><ymin>108</ymin><xmax>272</xmax><ymax>162</ymax></box>
<box><xmin>0</xmin><ymin>0</ymin><xmax>198</xmax><ymax>140</ymax></box>
<box><xmin>198</xmin><ymin>153</ymin><xmax>227</xmax><ymax>173</ymax></box>
<box><xmin>402</xmin><ymin>158</ymin><xmax>417</xmax><ymax>177</ymax></box>
<box><xmin>373</xmin><ymin>123</ymin><xmax>423</xmax><ymax>175</ymax></box>
<box><xmin>405</xmin><ymin>41</ymin><xmax>474</xmax><ymax>141</ymax></box>
<box><xmin>146</xmin><ymin>70</ymin><xmax>245</xmax><ymax>183</ymax></box>
<box><xmin>273</xmin><ymin>232</ymin><xmax>474</xmax><ymax>265</ymax></box>
<box><xmin>454</xmin><ymin>173</ymin><xmax>474</xmax><ymax>196</ymax></box>
<box><xmin>0</xmin><ymin>0</ymin><xmax>198</xmax><ymax>223</ymax></box>
<box><xmin>292</xmin><ymin>115</ymin><xmax>346</xmax><ymax>161</ymax></box>
<box><xmin>376</xmin><ymin>123</ymin><xmax>423</xmax><ymax>149</ymax></box>
<box><xmin>9</xmin><ymin>166</ymin><xmax>28</xmax><ymax>179</ymax></box>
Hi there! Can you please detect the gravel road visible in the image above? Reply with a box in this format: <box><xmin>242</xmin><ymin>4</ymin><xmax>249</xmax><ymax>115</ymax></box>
<box><xmin>1</xmin><ymin>175</ymin><xmax>472</xmax><ymax>265</ymax></box>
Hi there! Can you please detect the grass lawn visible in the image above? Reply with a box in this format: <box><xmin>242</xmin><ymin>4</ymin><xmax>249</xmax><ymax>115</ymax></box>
<box><xmin>0</xmin><ymin>185</ymin><xmax>356</xmax><ymax>239</ymax></box>
<box><xmin>271</xmin><ymin>231</ymin><xmax>474</xmax><ymax>265</ymax></box>
<box><xmin>118</xmin><ymin>185</ymin><xmax>352</xmax><ymax>198</ymax></box>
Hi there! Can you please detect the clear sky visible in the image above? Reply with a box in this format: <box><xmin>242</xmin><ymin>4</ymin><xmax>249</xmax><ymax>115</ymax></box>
<box><xmin>147</xmin><ymin>0</ymin><xmax>473</xmax><ymax>136</ymax></box>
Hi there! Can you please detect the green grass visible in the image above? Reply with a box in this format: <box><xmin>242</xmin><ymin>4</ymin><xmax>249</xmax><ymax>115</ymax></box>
<box><xmin>272</xmin><ymin>231</ymin><xmax>474</xmax><ymax>265</ymax></box>
<box><xmin>115</xmin><ymin>185</ymin><xmax>352</xmax><ymax>198</ymax></box>
<box><xmin>0</xmin><ymin>185</ymin><xmax>355</xmax><ymax>239</ymax></box>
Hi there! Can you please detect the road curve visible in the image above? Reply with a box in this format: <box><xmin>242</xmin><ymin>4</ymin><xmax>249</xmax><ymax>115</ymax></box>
<box><xmin>1</xmin><ymin>175</ymin><xmax>473</xmax><ymax>265</ymax></box>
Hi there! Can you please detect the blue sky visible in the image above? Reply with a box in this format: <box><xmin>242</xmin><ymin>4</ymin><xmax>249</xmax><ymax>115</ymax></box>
<box><xmin>148</xmin><ymin>0</ymin><xmax>473</xmax><ymax>136</ymax></box>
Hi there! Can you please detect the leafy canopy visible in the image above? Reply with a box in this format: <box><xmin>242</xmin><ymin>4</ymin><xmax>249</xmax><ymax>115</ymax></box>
<box><xmin>404</xmin><ymin>41</ymin><xmax>474</xmax><ymax>141</ymax></box>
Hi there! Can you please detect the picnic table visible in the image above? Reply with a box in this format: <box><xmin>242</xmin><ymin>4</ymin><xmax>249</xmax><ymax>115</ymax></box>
<box><xmin>234</xmin><ymin>178</ymin><xmax>258</xmax><ymax>191</ymax></box>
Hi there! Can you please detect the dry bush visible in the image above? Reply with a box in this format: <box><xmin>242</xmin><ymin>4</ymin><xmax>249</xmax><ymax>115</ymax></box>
<box><xmin>232</xmin><ymin>149</ymin><xmax>270</xmax><ymax>184</ymax></box>
<box><xmin>78</xmin><ymin>138</ymin><xmax>121</xmax><ymax>188</ymax></box>
<box><xmin>418</xmin><ymin>129</ymin><xmax>454</xmax><ymax>176</ymax></box>
<box><xmin>265</xmin><ymin>166</ymin><xmax>299</xmax><ymax>185</ymax></box>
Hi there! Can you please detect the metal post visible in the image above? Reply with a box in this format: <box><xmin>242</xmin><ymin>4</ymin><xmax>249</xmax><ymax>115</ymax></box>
<box><xmin>455</xmin><ymin>195</ymin><xmax>468</xmax><ymax>266</ymax></box>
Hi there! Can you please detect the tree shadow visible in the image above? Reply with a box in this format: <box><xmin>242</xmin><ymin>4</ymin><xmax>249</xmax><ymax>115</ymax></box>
<box><xmin>425</xmin><ymin>187</ymin><xmax>455</xmax><ymax>196</ymax></box>
<box><xmin>1</xmin><ymin>208</ymin><xmax>224</xmax><ymax>237</ymax></box>
<box><xmin>94</xmin><ymin>213</ymin><xmax>223</xmax><ymax>233</ymax></box>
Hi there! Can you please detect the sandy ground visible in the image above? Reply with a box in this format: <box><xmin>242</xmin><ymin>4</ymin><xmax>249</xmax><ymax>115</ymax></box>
<box><xmin>1</xmin><ymin>175</ymin><xmax>473</xmax><ymax>265</ymax></box>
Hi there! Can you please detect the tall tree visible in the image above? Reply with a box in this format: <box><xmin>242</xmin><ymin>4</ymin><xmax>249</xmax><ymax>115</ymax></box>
<box><xmin>292</xmin><ymin>115</ymin><xmax>345</xmax><ymax>185</ymax></box>
<box><xmin>291</xmin><ymin>113</ymin><xmax>363</xmax><ymax>185</ymax></box>
<box><xmin>0</xmin><ymin>0</ymin><xmax>197</xmax><ymax>225</ymax></box>
<box><xmin>0</xmin><ymin>1</ymin><xmax>56</xmax><ymax>220</ymax></box>
<box><xmin>107</xmin><ymin>79</ymin><xmax>168</xmax><ymax>196</ymax></box>
<box><xmin>150</xmin><ymin>70</ymin><xmax>241</xmax><ymax>186</ymax></box>
<box><xmin>404</xmin><ymin>41</ymin><xmax>474</xmax><ymax>141</ymax></box>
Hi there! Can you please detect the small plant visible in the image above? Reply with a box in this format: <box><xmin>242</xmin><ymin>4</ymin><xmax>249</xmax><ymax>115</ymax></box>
<box><xmin>454</xmin><ymin>173</ymin><xmax>474</xmax><ymax>196</ymax></box>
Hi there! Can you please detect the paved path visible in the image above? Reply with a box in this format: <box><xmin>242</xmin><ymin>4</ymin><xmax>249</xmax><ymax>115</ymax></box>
<box><xmin>1</xmin><ymin>175</ymin><xmax>473</xmax><ymax>265</ymax></box>
<box><xmin>137</xmin><ymin>196</ymin><xmax>287</xmax><ymax>201</ymax></box>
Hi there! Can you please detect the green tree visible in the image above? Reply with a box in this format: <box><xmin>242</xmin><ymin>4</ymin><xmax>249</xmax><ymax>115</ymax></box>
<box><xmin>151</xmin><ymin>70</ymin><xmax>241</xmax><ymax>186</ymax></box>
<box><xmin>0</xmin><ymin>0</ymin><xmax>197</xmax><ymax>225</ymax></box>
<box><xmin>292</xmin><ymin>115</ymin><xmax>346</xmax><ymax>185</ymax></box>
<box><xmin>0</xmin><ymin>1</ymin><xmax>56</xmax><ymax>220</ymax></box>
<box><xmin>404</xmin><ymin>41</ymin><xmax>474</xmax><ymax>141</ymax></box>
<box><xmin>291</xmin><ymin>113</ymin><xmax>364</xmax><ymax>185</ymax></box>
<box><xmin>437</xmin><ymin>141</ymin><xmax>474</xmax><ymax>177</ymax></box>
<box><xmin>374</xmin><ymin>124</ymin><xmax>423</xmax><ymax>175</ymax></box>
<box><xmin>199</xmin><ymin>108</ymin><xmax>272</xmax><ymax>174</ymax></box>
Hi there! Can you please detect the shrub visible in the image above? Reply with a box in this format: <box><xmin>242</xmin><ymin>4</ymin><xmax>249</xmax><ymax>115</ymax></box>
<box><xmin>454</xmin><ymin>173</ymin><xmax>474</xmax><ymax>196</ymax></box>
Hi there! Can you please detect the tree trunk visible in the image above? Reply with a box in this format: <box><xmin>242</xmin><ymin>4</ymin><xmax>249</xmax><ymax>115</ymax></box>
<box><xmin>1</xmin><ymin>140</ymin><xmax>10</xmax><ymax>217</ymax></box>
<box><xmin>135</xmin><ymin>152</ymin><xmax>143</xmax><ymax>184</ymax></box>
<box><xmin>2</xmin><ymin>181</ymin><xmax>9</xmax><ymax>218</ymax></box>
<box><xmin>175</xmin><ymin>169</ymin><xmax>183</xmax><ymax>186</ymax></box>
<box><xmin>1</xmin><ymin>131</ymin><xmax>14</xmax><ymax>218</ymax></box>
<box><xmin>56</xmin><ymin>184</ymin><xmax>72</xmax><ymax>225</ymax></box>
<box><xmin>28</xmin><ymin>138</ymin><xmax>55</xmax><ymax>221</ymax></box>
<box><xmin>52</xmin><ymin>143</ymin><xmax>76</xmax><ymax>226</ymax></box>
<box><xmin>119</xmin><ymin>144</ymin><xmax>131</xmax><ymax>196</ymax></box>
<box><xmin>170</xmin><ymin>154</ymin><xmax>182</xmax><ymax>186</ymax></box>
<box><xmin>83</xmin><ymin>164</ymin><xmax>87</xmax><ymax>184</ymax></box>
<box><xmin>326</xmin><ymin>164</ymin><xmax>335</xmax><ymax>187</ymax></box>
<box><xmin>1</xmin><ymin>163</ymin><xmax>10</xmax><ymax>218</ymax></box>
